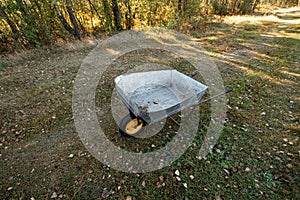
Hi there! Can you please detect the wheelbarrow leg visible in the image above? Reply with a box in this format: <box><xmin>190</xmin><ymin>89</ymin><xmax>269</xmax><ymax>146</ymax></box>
<box><xmin>169</xmin><ymin>88</ymin><xmax>233</xmax><ymax>127</ymax></box>
<box><xmin>169</xmin><ymin>116</ymin><xmax>180</xmax><ymax>126</ymax></box>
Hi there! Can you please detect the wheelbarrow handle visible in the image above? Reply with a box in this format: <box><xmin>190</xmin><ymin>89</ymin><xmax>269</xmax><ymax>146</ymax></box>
<box><xmin>190</xmin><ymin>72</ymin><xmax>198</xmax><ymax>78</ymax></box>
<box><xmin>225</xmin><ymin>88</ymin><xmax>233</xmax><ymax>93</ymax></box>
<box><xmin>170</xmin><ymin>88</ymin><xmax>233</xmax><ymax>127</ymax></box>
<box><xmin>198</xmin><ymin>88</ymin><xmax>233</xmax><ymax>104</ymax></box>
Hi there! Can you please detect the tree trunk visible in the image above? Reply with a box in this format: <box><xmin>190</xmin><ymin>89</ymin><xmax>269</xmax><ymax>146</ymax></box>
<box><xmin>101</xmin><ymin>0</ymin><xmax>113</xmax><ymax>31</ymax></box>
<box><xmin>205</xmin><ymin>0</ymin><xmax>210</xmax><ymax>15</ymax></box>
<box><xmin>252</xmin><ymin>0</ymin><xmax>259</xmax><ymax>13</ymax></box>
<box><xmin>178</xmin><ymin>0</ymin><xmax>182</xmax><ymax>12</ymax></box>
<box><xmin>66</xmin><ymin>0</ymin><xmax>81</xmax><ymax>40</ymax></box>
<box><xmin>111</xmin><ymin>0</ymin><xmax>122</xmax><ymax>31</ymax></box>
<box><xmin>183</xmin><ymin>0</ymin><xmax>187</xmax><ymax>13</ymax></box>
<box><xmin>0</xmin><ymin>6</ymin><xmax>19</xmax><ymax>40</ymax></box>
<box><xmin>87</xmin><ymin>0</ymin><xmax>102</xmax><ymax>20</ymax></box>
<box><xmin>125</xmin><ymin>0</ymin><xmax>132</xmax><ymax>30</ymax></box>
<box><xmin>53</xmin><ymin>0</ymin><xmax>75</xmax><ymax>36</ymax></box>
<box><xmin>232</xmin><ymin>0</ymin><xmax>238</xmax><ymax>14</ymax></box>
<box><xmin>32</xmin><ymin>0</ymin><xmax>52</xmax><ymax>43</ymax></box>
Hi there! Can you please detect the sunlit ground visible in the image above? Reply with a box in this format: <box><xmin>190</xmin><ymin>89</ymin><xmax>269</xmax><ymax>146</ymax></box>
<box><xmin>1</xmin><ymin>6</ymin><xmax>299</xmax><ymax>200</ymax></box>
<box><xmin>224</xmin><ymin>7</ymin><xmax>300</xmax><ymax>24</ymax></box>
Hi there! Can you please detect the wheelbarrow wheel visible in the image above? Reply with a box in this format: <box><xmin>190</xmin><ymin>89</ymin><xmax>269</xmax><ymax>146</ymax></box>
<box><xmin>119</xmin><ymin>114</ymin><xmax>145</xmax><ymax>137</ymax></box>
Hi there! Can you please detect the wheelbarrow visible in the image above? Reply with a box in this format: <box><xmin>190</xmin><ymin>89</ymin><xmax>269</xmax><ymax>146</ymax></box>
<box><xmin>114</xmin><ymin>70</ymin><xmax>232</xmax><ymax>137</ymax></box>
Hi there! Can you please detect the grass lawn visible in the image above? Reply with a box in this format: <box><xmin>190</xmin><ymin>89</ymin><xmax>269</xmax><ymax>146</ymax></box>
<box><xmin>1</xmin><ymin>7</ymin><xmax>299</xmax><ymax>200</ymax></box>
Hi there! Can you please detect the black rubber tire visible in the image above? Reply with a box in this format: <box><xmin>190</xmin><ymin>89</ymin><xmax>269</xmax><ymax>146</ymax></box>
<box><xmin>119</xmin><ymin>114</ymin><xmax>145</xmax><ymax>137</ymax></box>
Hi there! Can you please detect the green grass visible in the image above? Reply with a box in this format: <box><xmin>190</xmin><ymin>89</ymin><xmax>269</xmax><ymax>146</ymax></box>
<box><xmin>1</xmin><ymin>10</ymin><xmax>299</xmax><ymax>200</ymax></box>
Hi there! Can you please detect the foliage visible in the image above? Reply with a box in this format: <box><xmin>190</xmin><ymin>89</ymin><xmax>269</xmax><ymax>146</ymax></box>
<box><xmin>0</xmin><ymin>0</ymin><xmax>298</xmax><ymax>51</ymax></box>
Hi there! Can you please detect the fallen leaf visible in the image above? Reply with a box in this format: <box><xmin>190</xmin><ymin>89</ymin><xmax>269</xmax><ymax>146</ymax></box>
<box><xmin>142</xmin><ymin>181</ymin><xmax>146</xmax><ymax>188</ymax></box>
<box><xmin>275</xmin><ymin>156</ymin><xmax>281</xmax><ymax>161</ymax></box>
<box><xmin>183</xmin><ymin>183</ymin><xmax>188</xmax><ymax>188</ymax></box>
<box><xmin>156</xmin><ymin>182</ymin><xmax>162</xmax><ymax>188</ymax></box>
<box><xmin>159</xmin><ymin>176</ymin><xmax>164</xmax><ymax>182</ymax></box>
<box><xmin>68</xmin><ymin>154</ymin><xmax>74</xmax><ymax>158</ymax></box>
<box><xmin>102</xmin><ymin>188</ymin><xmax>111</xmax><ymax>198</ymax></box>
<box><xmin>232</xmin><ymin>167</ymin><xmax>238</xmax><ymax>173</ymax></box>
<box><xmin>282</xmin><ymin>189</ymin><xmax>289</xmax><ymax>194</ymax></box>
<box><xmin>223</xmin><ymin>169</ymin><xmax>230</xmax><ymax>175</ymax></box>
<box><xmin>7</xmin><ymin>186</ymin><xmax>13</xmax><ymax>191</ymax></box>
<box><xmin>241</xmin><ymin>127</ymin><xmax>247</xmax><ymax>132</ymax></box>
<box><xmin>274</xmin><ymin>174</ymin><xmax>280</xmax><ymax>179</ymax></box>
<box><xmin>216</xmin><ymin>196</ymin><xmax>222</xmax><ymax>200</ymax></box>
<box><xmin>51</xmin><ymin>192</ymin><xmax>57</xmax><ymax>199</ymax></box>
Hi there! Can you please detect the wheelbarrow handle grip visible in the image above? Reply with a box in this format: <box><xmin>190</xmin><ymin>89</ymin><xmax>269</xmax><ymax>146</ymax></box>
<box><xmin>225</xmin><ymin>88</ymin><xmax>233</xmax><ymax>93</ymax></box>
<box><xmin>190</xmin><ymin>72</ymin><xmax>198</xmax><ymax>78</ymax></box>
<box><xmin>198</xmin><ymin>87</ymin><xmax>233</xmax><ymax>104</ymax></box>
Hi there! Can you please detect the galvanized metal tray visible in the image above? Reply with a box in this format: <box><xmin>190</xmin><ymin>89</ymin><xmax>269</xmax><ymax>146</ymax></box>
<box><xmin>114</xmin><ymin>70</ymin><xmax>208</xmax><ymax>124</ymax></box>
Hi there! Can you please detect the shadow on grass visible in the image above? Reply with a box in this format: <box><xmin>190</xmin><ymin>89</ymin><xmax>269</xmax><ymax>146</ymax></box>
<box><xmin>1</xmin><ymin>11</ymin><xmax>299</xmax><ymax>200</ymax></box>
